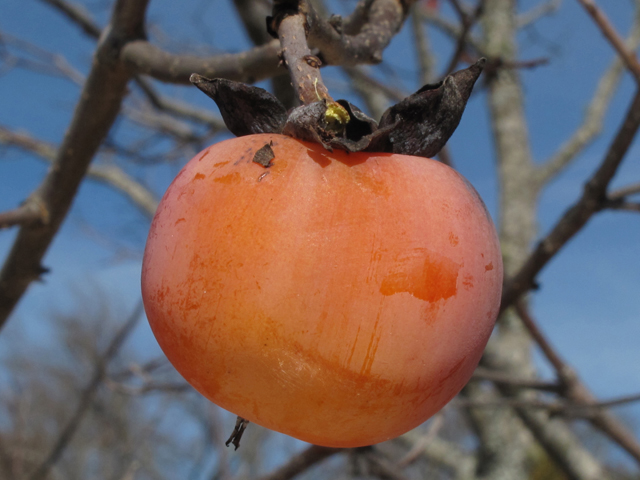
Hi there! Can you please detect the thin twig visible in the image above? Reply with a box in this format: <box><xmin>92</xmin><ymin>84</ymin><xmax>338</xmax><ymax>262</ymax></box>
<box><xmin>576</xmin><ymin>0</ymin><xmax>640</xmax><ymax>82</ymax></box>
<box><xmin>536</xmin><ymin>2</ymin><xmax>640</xmax><ymax>183</ymax></box>
<box><xmin>121</xmin><ymin>39</ymin><xmax>282</xmax><ymax>84</ymax></box>
<box><xmin>38</xmin><ymin>0</ymin><xmax>102</xmax><ymax>38</ymax></box>
<box><xmin>442</xmin><ymin>0</ymin><xmax>484</xmax><ymax>75</ymax></box>
<box><xmin>473</xmin><ymin>366</ymin><xmax>561</xmax><ymax>392</ymax></box>
<box><xmin>0</xmin><ymin>0</ymin><xmax>151</xmax><ymax>330</ymax></box>
<box><xmin>608</xmin><ymin>181</ymin><xmax>640</xmax><ymax>200</ymax></box>
<box><xmin>0</xmin><ymin>126</ymin><xmax>158</xmax><ymax>218</ymax></box>
<box><xmin>28</xmin><ymin>302</ymin><xmax>144</xmax><ymax>480</ymax></box>
<box><xmin>0</xmin><ymin>203</ymin><xmax>46</xmax><ymax>230</ymax></box>
<box><xmin>515</xmin><ymin>302</ymin><xmax>640</xmax><ymax>465</ymax></box>
<box><xmin>501</xmin><ymin>88</ymin><xmax>640</xmax><ymax>312</ymax></box>
<box><xmin>517</xmin><ymin>0</ymin><xmax>562</xmax><ymax>29</ymax></box>
<box><xmin>304</xmin><ymin>0</ymin><xmax>410</xmax><ymax>65</ymax></box>
<box><xmin>255</xmin><ymin>444</ymin><xmax>342</xmax><ymax>480</ymax></box>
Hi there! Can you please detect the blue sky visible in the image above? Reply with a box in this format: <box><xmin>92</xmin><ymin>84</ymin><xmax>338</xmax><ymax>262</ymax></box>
<box><xmin>1</xmin><ymin>0</ymin><xmax>639</xmax><ymax>458</ymax></box>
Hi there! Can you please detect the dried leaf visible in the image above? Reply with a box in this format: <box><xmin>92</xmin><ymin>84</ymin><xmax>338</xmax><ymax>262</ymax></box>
<box><xmin>368</xmin><ymin>59</ymin><xmax>486</xmax><ymax>158</ymax></box>
<box><xmin>282</xmin><ymin>102</ymin><xmax>334</xmax><ymax>150</ymax></box>
<box><xmin>190</xmin><ymin>75</ymin><xmax>287</xmax><ymax>137</ymax></box>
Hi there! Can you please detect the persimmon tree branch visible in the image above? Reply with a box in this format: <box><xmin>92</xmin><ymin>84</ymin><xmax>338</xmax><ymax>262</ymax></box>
<box><xmin>442</xmin><ymin>0</ymin><xmax>485</xmax><ymax>75</ymax></box>
<box><xmin>121</xmin><ymin>39</ymin><xmax>283</xmax><ymax>84</ymax></box>
<box><xmin>303</xmin><ymin>0</ymin><xmax>411</xmax><ymax>65</ymax></box>
<box><xmin>0</xmin><ymin>0</ymin><xmax>151</xmax><ymax>330</ymax></box>
<box><xmin>516</xmin><ymin>0</ymin><xmax>561</xmax><ymax>29</ymax></box>
<box><xmin>39</xmin><ymin>0</ymin><xmax>102</xmax><ymax>38</ymax></box>
<box><xmin>274</xmin><ymin>6</ymin><xmax>332</xmax><ymax>104</ymax></box>
<box><xmin>515</xmin><ymin>302</ymin><xmax>640</xmax><ymax>465</ymax></box>
<box><xmin>576</xmin><ymin>0</ymin><xmax>640</xmax><ymax>83</ymax></box>
<box><xmin>256</xmin><ymin>445</ymin><xmax>342</xmax><ymax>480</ymax></box>
<box><xmin>40</xmin><ymin>0</ymin><xmax>227</xmax><ymax>130</ymax></box>
<box><xmin>0</xmin><ymin>205</ymin><xmax>46</xmax><ymax>230</ymax></box>
<box><xmin>501</xmin><ymin>88</ymin><xmax>640</xmax><ymax>312</ymax></box>
<box><xmin>536</xmin><ymin>2</ymin><xmax>640</xmax><ymax>184</ymax></box>
<box><xmin>0</xmin><ymin>126</ymin><xmax>158</xmax><ymax>219</ymax></box>
<box><xmin>28</xmin><ymin>302</ymin><xmax>143</xmax><ymax>480</ymax></box>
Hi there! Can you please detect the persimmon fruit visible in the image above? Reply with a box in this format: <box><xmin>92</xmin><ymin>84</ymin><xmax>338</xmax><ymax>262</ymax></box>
<box><xmin>141</xmin><ymin>133</ymin><xmax>503</xmax><ymax>448</ymax></box>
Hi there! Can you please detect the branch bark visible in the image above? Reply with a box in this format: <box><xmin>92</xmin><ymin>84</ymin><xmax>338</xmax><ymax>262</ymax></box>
<box><xmin>0</xmin><ymin>126</ymin><xmax>158</xmax><ymax>219</ymax></box>
<box><xmin>501</xmin><ymin>88</ymin><xmax>640</xmax><ymax>311</ymax></box>
<box><xmin>0</xmin><ymin>0</ymin><xmax>150</xmax><ymax>330</ymax></box>
<box><xmin>576</xmin><ymin>0</ymin><xmax>640</xmax><ymax>82</ymax></box>
<box><xmin>28</xmin><ymin>302</ymin><xmax>143</xmax><ymax>480</ymax></box>
<box><xmin>255</xmin><ymin>445</ymin><xmax>342</xmax><ymax>480</ymax></box>
<box><xmin>121</xmin><ymin>39</ymin><xmax>282</xmax><ymax>84</ymax></box>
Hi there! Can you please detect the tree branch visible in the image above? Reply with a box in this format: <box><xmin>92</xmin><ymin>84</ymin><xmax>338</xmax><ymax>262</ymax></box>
<box><xmin>0</xmin><ymin>0</ymin><xmax>151</xmax><ymax>330</ymax></box>
<box><xmin>121</xmin><ymin>39</ymin><xmax>282</xmax><ymax>84</ymax></box>
<box><xmin>0</xmin><ymin>204</ymin><xmax>47</xmax><ymax>230</ymax></box>
<box><xmin>39</xmin><ymin>0</ymin><xmax>101</xmax><ymax>38</ymax></box>
<box><xmin>515</xmin><ymin>302</ymin><xmax>640</xmax><ymax>465</ymax></box>
<box><xmin>28</xmin><ymin>302</ymin><xmax>143</xmax><ymax>480</ymax></box>
<box><xmin>576</xmin><ymin>0</ymin><xmax>640</xmax><ymax>82</ymax></box>
<box><xmin>304</xmin><ymin>0</ymin><xmax>411</xmax><ymax>65</ymax></box>
<box><xmin>0</xmin><ymin>126</ymin><xmax>158</xmax><ymax>219</ymax></box>
<box><xmin>536</xmin><ymin>3</ymin><xmax>640</xmax><ymax>183</ymax></box>
<box><xmin>501</xmin><ymin>88</ymin><xmax>640</xmax><ymax>312</ymax></box>
<box><xmin>255</xmin><ymin>445</ymin><xmax>342</xmax><ymax>480</ymax></box>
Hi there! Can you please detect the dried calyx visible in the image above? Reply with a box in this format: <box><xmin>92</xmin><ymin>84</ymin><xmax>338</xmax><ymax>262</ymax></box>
<box><xmin>189</xmin><ymin>58</ymin><xmax>485</xmax><ymax>158</ymax></box>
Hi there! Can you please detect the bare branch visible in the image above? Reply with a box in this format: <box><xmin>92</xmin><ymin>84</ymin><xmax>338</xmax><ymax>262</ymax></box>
<box><xmin>28</xmin><ymin>302</ymin><xmax>143</xmax><ymax>480</ymax></box>
<box><xmin>0</xmin><ymin>125</ymin><xmax>158</xmax><ymax>218</ymax></box>
<box><xmin>576</xmin><ymin>0</ymin><xmax>640</xmax><ymax>82</ymax></box>
<box><xmin>501</xmin><ymin>88</ymin><xmax>640</xmax><ymax>312</ymax></box>
<box><xmin>255</xmin><ymin>445</ymin><xmax>342</xmax><ymax>480</ymax></box>
<box><xmin>0</xmin><ymin>203</ymin><xmax>47</xmax><ymax>230</ymax></box>
<box><xmin>605</xmin><ymin>200</ymin><xmax>640</xmax><ymax>213</ymax></box>
<box><xmin>473</xmin><ymin>366</ymin><xmax>561</xmax><ymax>392</ymax></box>
<box><xmin>304</xmin><ymin>0</ymin><xmax>411</xmax><ymax>65</ymax></box>
<box><xmin>442</xmin><ymin>0</ymin><xmax>485</xmax><ymax>75</ymax></box>
<box><xmin>410</xmin><ymin>3</ymin><xmax>437</xmax><ymax>85</ymax></box>
<box><xmin>38</xmin><ymin>0</ymin><xmax>102</xmax><ymax>38</ymax></box>
<box><xmin>537</xmin><ymin>5</ymin><xmax>640</xmax><ymax>183</ymax></box>
<box><xmin>609</xmin><ymin>181</ymin><xmax>640</xmax><ymax>200</ymax></box>
<box><xmin>134</xmin><ymin>77</ymin><xmax>225</xmax><ymax>128</ymax></box>
<box><xmin>276</xmin><ymin>9</ymin><xmax>331</xmax><ymax>104</ymax></box>
<box><xmin>515</xmin><ymin>302</ymin><xmax>640</xmax><ymax>465</ymax></box>
<box><xmin>0</xmin><ymin>0</ymin><xmax>151</xmax><ymax>330</ymax></box>
<box><xmin>517</xmin><ymin>0</ymin><xmax>562</xmax><ymax>29</ymax></box>
<box><xmin>397</xmin><ymin>414</ymin><xmax>444</xmax><ymax>467</ymax></box>
<box><xmin>399</xmin><ymin>428</ymin><xmax>477</xmax><ymax>479</ymax></box>
<box><xmin>121</xmin><ymin>39</ymin><xmax>282</xmax><ymax>85</ymax></box>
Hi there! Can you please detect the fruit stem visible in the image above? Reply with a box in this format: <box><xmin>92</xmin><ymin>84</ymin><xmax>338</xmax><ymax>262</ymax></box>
<box><xmin>273</xmin><ymin>4</ymin><xmax>333</xmax><ymax>106</ymax></box>
<box><xmin>225</xmin><ymin>416</ymin><xmax>250</xmax><ymax>450</ymax></box>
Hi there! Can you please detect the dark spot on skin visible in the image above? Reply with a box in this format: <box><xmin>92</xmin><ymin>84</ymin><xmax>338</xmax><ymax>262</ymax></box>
<box><xmin>485</xmin><ymin>262</ymin><xmax>494</xmax><ymax>272</ymax></box>
<box><xmin>194</xmin><ymin>173</ymin><xmax>206</xmax><ymax>180</ymax></box>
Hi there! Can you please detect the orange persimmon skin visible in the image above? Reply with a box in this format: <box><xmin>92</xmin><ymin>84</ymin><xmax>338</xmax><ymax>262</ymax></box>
<box><xmin>142</xmin><ymin>134</ymin><xmax>502</xmax><ymax>448</ymax></box>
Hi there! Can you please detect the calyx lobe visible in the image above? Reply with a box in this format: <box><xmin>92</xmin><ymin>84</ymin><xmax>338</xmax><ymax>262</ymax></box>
<box><xmin>190</xmin><ymin>59</ymin><xmax>485</xmax><ymax>159</ymax></box>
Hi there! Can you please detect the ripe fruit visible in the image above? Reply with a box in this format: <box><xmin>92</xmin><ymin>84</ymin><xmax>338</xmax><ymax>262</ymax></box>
<box><xmin>141</xmin><ymin>133</ymin><xmax>502</xmax><ymax>448</ymax></box>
